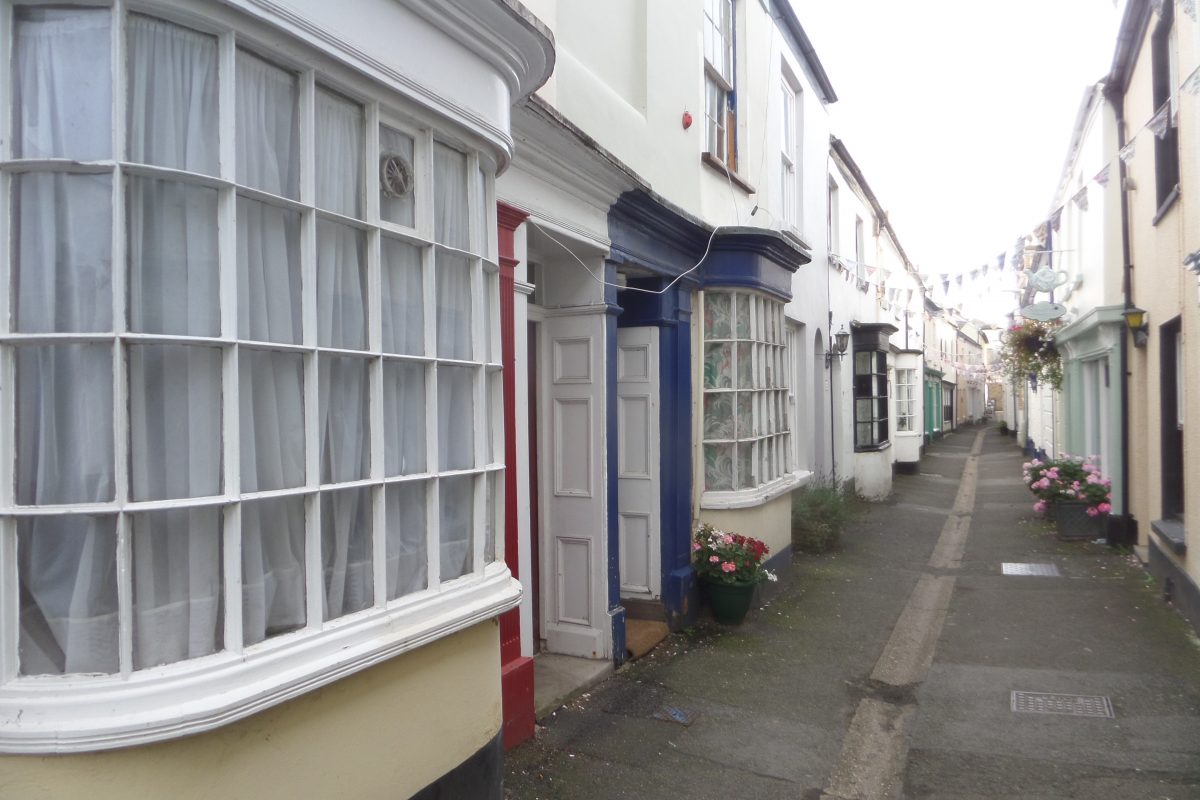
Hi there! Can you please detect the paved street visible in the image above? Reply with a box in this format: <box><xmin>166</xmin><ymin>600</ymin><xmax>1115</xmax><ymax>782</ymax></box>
<box><xmin>504</xmin><ymin>426</ymin><xmax>1200</xmax><ymax>799</ymax></box>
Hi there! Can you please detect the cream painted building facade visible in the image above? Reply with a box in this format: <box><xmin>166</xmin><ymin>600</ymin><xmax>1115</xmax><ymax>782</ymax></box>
<box><xmin>1109</xmin><ymin>0</ymin><xmax>1200</xmax><ymax>628</ymax></box>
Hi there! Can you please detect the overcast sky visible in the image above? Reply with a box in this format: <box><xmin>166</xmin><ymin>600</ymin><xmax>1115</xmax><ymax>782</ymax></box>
<box><xmin>791</xmin><ymin>0</ymin><xmax>1122</xmax><ymax>324</ymax></box>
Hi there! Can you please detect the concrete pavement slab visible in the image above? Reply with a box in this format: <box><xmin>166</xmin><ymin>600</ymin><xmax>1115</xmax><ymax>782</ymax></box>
<box><xmin>505</xmin><ymin>427</ymin><xmax>1200</xmax><ymax>799</ymax></box>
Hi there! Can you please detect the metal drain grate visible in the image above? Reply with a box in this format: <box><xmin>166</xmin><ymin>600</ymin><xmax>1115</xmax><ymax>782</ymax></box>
<box><xmin>1002</xmin><ymin>562</ymin><xmax>1061</xmax><ymax>577</ymax></box>
<box><xmin>1011</xmin><ymin>691</ymin><xmax>1114</xmax><ymax>718</ymax></box>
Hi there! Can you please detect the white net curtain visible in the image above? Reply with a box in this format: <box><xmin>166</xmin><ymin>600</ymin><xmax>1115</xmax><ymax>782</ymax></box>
<box><xmin>7</xmin><ymin>9</ymin><xmax>491</xmax><ymax>678</ymax></box>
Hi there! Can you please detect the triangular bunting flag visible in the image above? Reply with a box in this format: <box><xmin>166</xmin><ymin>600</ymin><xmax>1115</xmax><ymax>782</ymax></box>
<box><xmin>1148</xmin><ymin>103</ymin><xmax>1171</xmax><ymax>138</ymax></box>
<box><xmin>1072</xmin><ymin>185</ymin><xmax>1089</xmax><ymax>211</ymax></box>
<box><xmin>1050</xmin><ymin>207</ymin><xmax>1063</xmax><ymax>232</ymax></box>
<box><xmin>1119</xmin><ymin>140</ymin><xmax>1136</xmax><ymax>163</ymax></box>
<box><xmin>1183</xmin><ymin>66</ymin><xmax>1200</xmax><ymax>97</ymax></box>
<box><xmin>1094</xmin><ymin>164</ymin><xmax>1111</xmax><ymax>187</ymax></box>
<box><xmin>969</xmin><ymin>269</ymin><xmax>979</xmax><ymax>281</ymax></box>
<box><xmin>942</xmin><ymin>278</ymin><xmax>950</xmax><ymax>294</ymax></box>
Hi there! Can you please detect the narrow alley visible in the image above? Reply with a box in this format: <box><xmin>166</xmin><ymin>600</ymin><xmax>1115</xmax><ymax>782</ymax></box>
<box><xmin>505</xmin><ymin>426</ymin><xmax>1200</xmax><ymax>800</ymax></box>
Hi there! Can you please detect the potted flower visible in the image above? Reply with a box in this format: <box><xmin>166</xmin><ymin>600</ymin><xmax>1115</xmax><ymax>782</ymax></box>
<box><xmin>1001</xmin><ymin>319</ymin><xmax>1063</xmax><ymax>391</ymax></box>
<box><xmin>1022</xmin><ymin>455</ymin><xmax>1112</xmax><ymax>540</ymax></box>
<box><xmin>692</xmin><ymin>522</ymin><xmax>778</xmax><ymax>624</ymax></box>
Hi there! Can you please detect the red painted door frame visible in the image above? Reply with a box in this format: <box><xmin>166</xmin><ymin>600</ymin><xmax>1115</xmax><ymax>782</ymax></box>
<box><xmin>496</xmin><ymin>202</ymin><xmax>534</xmax><ymax>750</ymax></box>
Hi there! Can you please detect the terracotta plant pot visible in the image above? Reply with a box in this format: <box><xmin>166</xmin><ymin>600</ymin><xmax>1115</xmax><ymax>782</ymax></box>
<box><xmin>701</xmin><ymin>578</ymin><xmax>757</xmax><ymax>625</ymax></box>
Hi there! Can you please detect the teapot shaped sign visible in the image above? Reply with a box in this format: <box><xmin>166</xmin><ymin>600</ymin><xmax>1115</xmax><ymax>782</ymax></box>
<box><xmin>1021</xmin><ymin>267</ymin><xmax>1068</xmax><ymax>321</ymax></box>
<box><xmin>1027</xmin><ymin>267</ymin><xmax>1069</xmax><ymax>293</ymax></box>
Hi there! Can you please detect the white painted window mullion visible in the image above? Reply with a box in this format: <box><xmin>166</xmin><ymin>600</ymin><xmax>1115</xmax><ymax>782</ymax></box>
<box><xmin>217</xmin><ymin>31</ymin><xmax>243</xmax><ymax>652</ymax></box>
<box><xmin>366</xmin><ymin>102</ymin><xmax>385</xmax><ymax>607</ymax></box>
<box><xmin>116</xmin><ymin>513</ymin><xmax>133</xmax><ymax>676</ymax></box>
<box><xmin>416</xmin><ymin>129</ymin><xmax>433</xmax><ymax>242</ymax></box>
<box><xmin>0</xmin><ymin>128</ymin><xmax>12</xmax><ymax>681</ymax></box>
<box><xmin>471</xmin><ymin>257</ymin><xmax>486</xmax><ymax>574</ymax></box>
<box><xmin>299</xmin><ymin>69</ymin><xmax>322</xmax><ymax>629</ymax></box>
<box><xmin>0</xmin><ymin>518</ymin><xmax>15</xmax><ymax>682</ymax></box>
<box><xmin>110</xmin><ymin>1</ymin><xmax>133</xmax><ymax>676</ymax></box>
<box><xmin>422</xmin><ymin>237</ymin><xmax>441</xmax><ymax>587</ymax></box>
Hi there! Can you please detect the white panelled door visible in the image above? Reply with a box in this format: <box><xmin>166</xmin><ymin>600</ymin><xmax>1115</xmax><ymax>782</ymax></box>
<box><xmin>540</xmin><ymin>312</ymin><xmax>609</xmax><ymax>659</ymax></box>
<box><xmin>616</xmin><ymin>327</ymin><xmax>660</xmax><ymax>600</ymax></box>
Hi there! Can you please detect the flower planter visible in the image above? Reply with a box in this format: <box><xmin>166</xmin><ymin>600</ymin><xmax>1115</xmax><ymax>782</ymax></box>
<box><xmin>701</xmin><ymin>578</ymin><xmax>757</xmax><ymax>625</ymax></box>
<box><xmin>1052</xmin><ymin>501</ymin><xmax>1103</xmax><ymax>542</ymax></box>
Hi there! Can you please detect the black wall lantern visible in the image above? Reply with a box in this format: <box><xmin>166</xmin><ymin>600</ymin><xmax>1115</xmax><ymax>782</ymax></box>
<box><xmin>825</xmin><ymin>326</ymin><xmax>850</xmax><ymax>366</ymax></box>
<box><xmin>1122</xmin><ymin>306</ymin><xmax>1149</xmax><ymax>348</ymax></box>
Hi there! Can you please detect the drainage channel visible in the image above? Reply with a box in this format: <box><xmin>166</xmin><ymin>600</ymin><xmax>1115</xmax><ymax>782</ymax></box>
<box><xmin>820</xmin><ymin>430</ymin><xmax>985</xmax><ymax>800</ymax></box>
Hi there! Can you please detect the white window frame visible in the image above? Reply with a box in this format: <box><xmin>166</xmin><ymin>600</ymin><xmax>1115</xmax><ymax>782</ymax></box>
<box><xmin>0</xmin><ymin>0</ymin><xmax>512</xmax><ymax>752</ymax></box>
<box><xmin>700</xmin><ymin>289</ymin><xmax>801</xmax><ymax>510</ymax></box>
<box><xmin>703</xmin><ymin>0</ymin><xmax>735</xmax><ymax>166</ymax></box>
<box><xmin>895</xmin><ymin>368</ymin><xmax>916</xmax><ymax>433</ymax></box>
<box><xmin>779</xmin><ymin>73</ymin><xmax>798</xmax><ymax>230</ymax></box>
<box><xmin>854</xmin><ymin>215</ymin><xmax>865</xmax><ymax>284</ymax></box>
<box><xmin>827</xmin><ymin>177</ymin><xmax>840</xmax><ymax>257</ymax></box>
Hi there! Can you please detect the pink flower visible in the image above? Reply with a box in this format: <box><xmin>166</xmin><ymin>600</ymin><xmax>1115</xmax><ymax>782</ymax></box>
<box><xmin>1098</xmin><ymin>502</ymin><xmax>1111</xmax><ymax>513</ymax></box>
<box><xmin>709</xmin><ymin>555</ymin><xmax>720</xmax><ymax>563</ymax></box>
<box><xmin>692</xmin><ymin>542</ymin><xmax>702</xmax><ymax>552</ymax></box>
<box><xmin>1086</xmin><ymin>506</ymin><xmax>1100</xmax><ymax>517</ymax></box>
<box><xmin>722</xmin><ymin>535</ymin><xmax>734</xmax><ymax>545</ymax></box>
<box><xmin>1033</xmin><ymin>500</ymin><xmax>1047</xmax><ymax>514</ymax></box>
<box><xmin>721</xmin><ymin>562</ymin><xmax>736</xmax><ymax>573</ymax></box>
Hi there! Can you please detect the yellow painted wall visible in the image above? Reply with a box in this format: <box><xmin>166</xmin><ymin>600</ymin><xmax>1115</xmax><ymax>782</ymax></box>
<box><xmin>0</xmin><ymin>621</ymin><xmax>501</xmax><ymax>800</ymax></box>
<box><xmin>699</xmin><ymin>490</ymin><xmax>794</xmax><ymax>560</ymax></box>
<box><xmin>1122</xmin><ymin>5</ymin><xmax>1199</xmax><ymax>583</ymax></box>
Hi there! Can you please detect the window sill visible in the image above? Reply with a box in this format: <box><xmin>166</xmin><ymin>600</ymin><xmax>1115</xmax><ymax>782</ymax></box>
<box><xmin>1152</xmin><ymin>185</ymin><xmax>1180</xmax><ymax>226</ymax></box>
<box><xmin>0</xmin><ymin>564</ymin><xmax>519</xmax><ymax>754</ymax></box>
<box><xmin>701</xmin><ymin>152</ymin><xmax>756</xmax><ymax>194</ymax></box>
<box><xmin>854</xmin><ymin>441</ymin><xmax>893</xmax><ymax>454</ymax></box>
<box><xmin>701</xmin><ymin>469</ymin><xmax>812</xmax><ymax>510</ymax></box>
<box><xmin>1151</xmin><ymin>518</ymin><xmax>1187</xmax><ymax>556</ymax></box>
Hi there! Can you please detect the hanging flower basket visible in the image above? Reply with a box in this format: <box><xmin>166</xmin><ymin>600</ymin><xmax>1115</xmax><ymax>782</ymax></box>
<box><xmin>1001</xmin><ymin>320</ymin><xmax>1063</xmax><ymax>390</ymax></box>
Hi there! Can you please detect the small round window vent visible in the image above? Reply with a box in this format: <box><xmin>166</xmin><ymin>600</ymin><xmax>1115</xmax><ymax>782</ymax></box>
<box><xmin>380</xmin><ymin>154</ymin><xmax>414</xmax><ymax>199</ymax></box>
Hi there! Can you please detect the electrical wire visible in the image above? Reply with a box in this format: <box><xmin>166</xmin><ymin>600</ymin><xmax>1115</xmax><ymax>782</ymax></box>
<box><xmin>520</xmin><ymin>212</ymin><xmax>728</xmax><ymax>296</ymax></box>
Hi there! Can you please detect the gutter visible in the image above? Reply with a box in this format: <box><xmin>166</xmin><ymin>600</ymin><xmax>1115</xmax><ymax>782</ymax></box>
<box><xmin>1105</xmin><ymin>81</ymin><xmax>1135</xmax><ymax>544</ymax></box>
<box><xmin>772</xmin><ymin>0</ymin><xmax>839</xmax><ymax>103</ymax></box>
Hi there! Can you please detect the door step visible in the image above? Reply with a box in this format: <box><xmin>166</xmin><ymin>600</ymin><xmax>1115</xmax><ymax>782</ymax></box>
<box><xmin>625</xmin><ymin>619</ymin><xmax>669</xmax><ymax>661</ymax></box>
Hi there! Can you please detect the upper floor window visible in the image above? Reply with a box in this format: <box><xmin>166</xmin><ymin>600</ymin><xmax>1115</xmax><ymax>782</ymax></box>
<box><xmin>1</xmin><ymin>3</ymin><xmax>504</xmax><ymax>749</ymax></box>
<box><xmin>854</xmin><ymin>216</ymin><xmax>865</xmax><ymax>283</ymax></box>
<box><xmin>827</xmin><ymin>178</ymin><xmax>840</xmax><ymax>256</ymax></box>
<box><xmin>702</xmin><ymin>290</ymin><xmax>792</xmax><ymax>493</ymax></box>
<box><xmin>780</xmin><ymin>74</ymin><xmax>799</xmax><ymax>228</ymax></box>
<box><xmin>1151</xmin><ymin>1</ymin><xmax>1179</xmax><ymax>212</ymax></box>
<box><xmin>703</xmin><ymin>0</ymin><xmax>736</xmax><ymax>168</ymax></box>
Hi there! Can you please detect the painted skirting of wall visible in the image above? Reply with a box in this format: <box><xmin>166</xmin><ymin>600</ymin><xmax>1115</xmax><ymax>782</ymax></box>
<box><xmin>1147</xmin><ymin>537</ymin><xmax>1200</xmax><ymax>639</ymax></box>
<box><xmin>0</xmin><ymin>623</ymin><xmax>503</xmax><ymax>800</ymax></box>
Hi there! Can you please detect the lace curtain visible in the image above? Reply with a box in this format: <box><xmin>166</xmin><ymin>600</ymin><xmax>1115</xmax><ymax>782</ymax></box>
<box><xmin>12</xmin><ymin>11</ymin><xmax>476</xmax><ymax>676</ymax></box>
